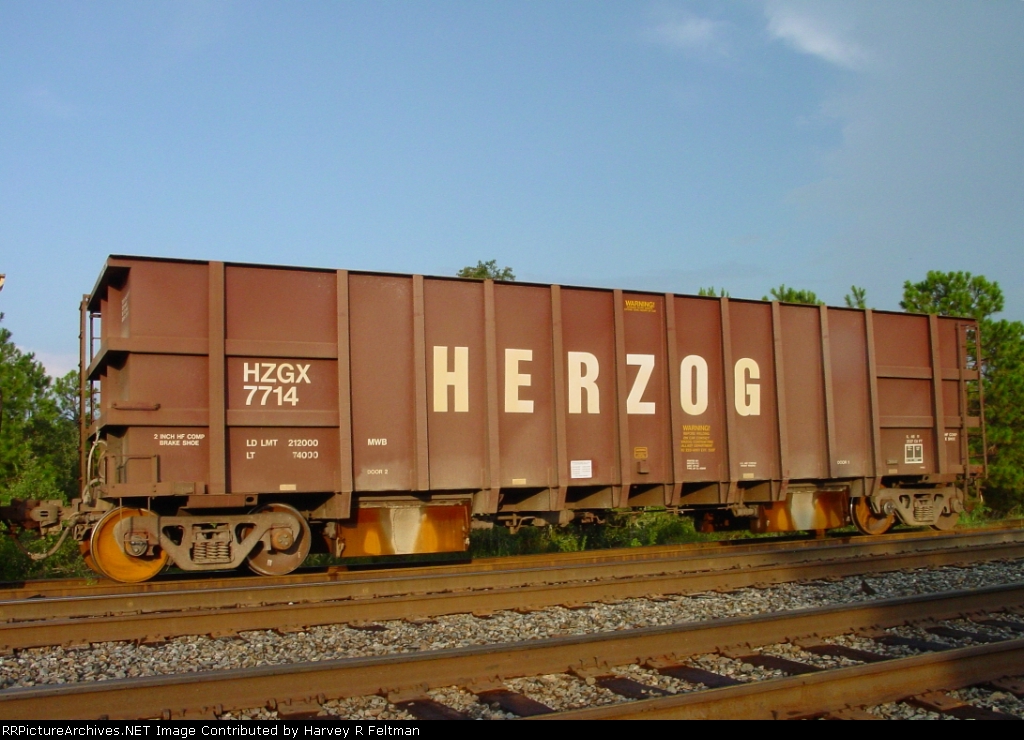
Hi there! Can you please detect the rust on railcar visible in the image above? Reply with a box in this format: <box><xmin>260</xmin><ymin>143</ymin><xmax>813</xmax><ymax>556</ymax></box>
<box><xmin>337</xmin><ymin>501</ymin><xmax>470</xmax><ymax>558</ymax></box>
<box><xmin>753</xmin><ymin>491</ymin><xmax>849</xmax><ymax>533</ymax></box>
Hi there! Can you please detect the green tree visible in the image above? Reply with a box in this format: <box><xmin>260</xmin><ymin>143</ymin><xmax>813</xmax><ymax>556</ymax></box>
<box><xmin>0</xmin><ymin>315</ymin><xmax>79</xmax><ymax>505</ymax></box>
<box><xmin>456</xmin><ymin>260</ymin><xmax>515</xmax><ymax>281</ymax></box>
<box><xmin>901</xmin><ymin>271</ymin><xmax>1024</xmax><ymax>511</ymax></box>
<box><xmin>697</xmin><ymin>286</ymin><xmax>729</xmax><ymax>297</ymax></box>
<box><xmin>901</xmin><ymin>271</ymin><xmax>1003</xmax><ymax>320</ymax></box>
<box><xmin>844</xmin><ymin>285</ymin><xmax>868</xmax><ymax>309</ymax></box>
<box><xmin>0</xmin><ymin>315</ymin><xmax>86</xmax><ymax>579</ymax></box>
<box><xmin>762</xmin><ymin>285</ymin><xmax>823</xmax><ymax>305</ymax></box>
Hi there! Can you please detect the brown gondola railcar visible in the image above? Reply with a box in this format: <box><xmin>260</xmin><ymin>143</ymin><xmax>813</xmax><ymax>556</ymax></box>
<box><xmin>16</xmin><ymin>255</ymin><xmax>983</xmax><ymax>582</ymax></box>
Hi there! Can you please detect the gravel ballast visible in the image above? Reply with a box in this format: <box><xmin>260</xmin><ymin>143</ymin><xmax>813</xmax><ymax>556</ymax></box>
<box><xmin>2</xmin><ymin>557</ymin><xmax>1023</xmax><ymax>719</ymax></box>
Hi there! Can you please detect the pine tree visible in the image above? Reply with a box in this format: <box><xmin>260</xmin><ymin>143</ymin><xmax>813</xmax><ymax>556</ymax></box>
<box><xmin>762</xmin><ymin>284</ymin><xmax>823</xmax><ymax>305</ymax></box>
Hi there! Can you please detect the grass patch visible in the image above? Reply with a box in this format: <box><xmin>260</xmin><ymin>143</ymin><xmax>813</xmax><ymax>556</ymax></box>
<box><xmin>470</xmin><ymin>509</ymin><xmax>714</xmax><ymax>558</ymax></box>
<box><xmin>957</xmin><ymin>498</ymin><xmax>1024</xmax><ymax>529</ymax></box>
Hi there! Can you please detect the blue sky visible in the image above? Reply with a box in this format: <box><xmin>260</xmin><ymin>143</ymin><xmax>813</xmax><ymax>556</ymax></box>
<box><xmin>1</xmin><ymin>1</ymin><xmax>1022</xmax><ymax>375</ymax></box>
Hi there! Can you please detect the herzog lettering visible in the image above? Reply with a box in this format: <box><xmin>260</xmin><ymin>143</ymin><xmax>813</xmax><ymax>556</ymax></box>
<box><xmin>425</xmin><ymin>347</ymin><xmax>760</xmax><ymax>417</ymax></box>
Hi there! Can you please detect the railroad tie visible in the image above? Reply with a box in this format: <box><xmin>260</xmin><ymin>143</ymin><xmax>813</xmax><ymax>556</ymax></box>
<box><xmin>798</xmin><ymin>643</ymin><xmax>889</xmax><ymax>664</ymax></box>
<box><xmin>871</xmin><ymin>635</ymin><xmax>952</xmax><ymax>652</ymax></box>
<box><xmin>569</xmin><ymin>665</ymin><xmax>671</xmax><ymax>700</ymax></box>
<box><xmin>907</xmin><ymin>691</ymin><xmax>1021</xmax><ymax>721</ymax></box>
<box><xmin>925</xmin><ymin>625</ymin><xmax>1003</xmax><ymax>644</ymax></box>
<box><xmin>347</xmin><ymin>621</ymin><xmax>387</xmax><ymax>631</ymax></box>
<box><xmin>986</xmin><ymin>678</ymin><xmax>1024</xmax><ymax>699</ymax></box>
<box><xmin>825</xmin><ymin>708</ymin><xmax>882</xmax><ymax>720</ymax></box>
<box><xmin>646</xmin><ymin>661</ymin><xmax>741</xmax><ymax>689</ymax></box>
<box><xmin>975</xmin><ymin>618</ymin><xmax>1024</xmax><ymax>634</ymax></box>
<box><xmin>386</xmin><ymin>685</ymin><xmax>471</xmax><ymax>721</ymax></box>
<box><xmin>474</xmin><ymin>689</ymin><xmax>554</xmax><ymax>717</ymax></box>
<box><xmin>594</xmin><ymin>676</ymin><xmax>671</xmax><ymax>700</ymax></box>
<box><xmin>392</xmin><ymin>699</ymin><xmax>470</xmax><ymax>721</ymax></box>
<box><xmin>719</xmin><ymin>647</ymin><xmax>822</xmax><ymax>676</ymax></box>
<box><xmin>136</xmin><ymin>634</ymin><xmax>168</xmax><ymax>647</ymax></box>
<box><xmin>276</xmin><ymin>698</ymin><xmax>324</xmax><ymax>720</ymax></box>
<box><xmin>403</xmin><ymin>616</ymin><xmax>436</xmax><ymax>625</ymax></box>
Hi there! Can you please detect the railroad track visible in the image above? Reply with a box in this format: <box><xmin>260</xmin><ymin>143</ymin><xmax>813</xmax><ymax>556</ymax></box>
<box><xmin>6</xmin><ymin>523</ymin><xmax>1021</xmax><ymax>602</ymax></box>
<box><xmin>3</xmin><ymin>527</ymin><xmax>1024</xmax><ymax>651</ymax></box>
<box><xmin>2</xmin><ymin>582</ymin><xmax>1023</xmax><ymax>720</ymax></box>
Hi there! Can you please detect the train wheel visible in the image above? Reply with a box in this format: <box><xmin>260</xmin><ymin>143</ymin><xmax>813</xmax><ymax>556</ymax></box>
<box><xmin>850</xmin><ymin>496</ymin><xmax>895</xmax><ymax>536</ymax></box>
<box><xmin>245</xmin><ymin>503</ymin><xmax>311</xmax><ymax>576</ymax></box>
<box><xmin>78</xmin><ymin>540</ymin><xmax>104</xmax><ymax>578</ymax></box>
<box><xmin>89</xmin><ymin>508</ymin><xmax>168</xmax><ymax>583</ymax></box>
<box><xmin>931</xmin><ymin>511</ymin><xmax>960</xmax><ymax>531</ymax></box>
<box><xmin>931</xmin><ymin>490</ymin><xmax>964</xmax><ymax>531</ymax></box>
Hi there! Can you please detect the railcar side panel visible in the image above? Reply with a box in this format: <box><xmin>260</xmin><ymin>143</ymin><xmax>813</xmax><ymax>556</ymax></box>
<box><xmin>228</xmin><ymin>427</ymin><xmax>340</xmax><ymax>493</ymax></box>
<box><xmin>778</xmin><ymin>304</ymin><xmax>828</xmax><ymax>480</ymax></box>
<box><xmin>561</xmin><ymin>288</ymin><xmax>619</xmax><ymax>487</ymax></box>
<box><xmin>873</xmin><ymin>312</ymin><xmax>936</xmax><ymax>475</ymax></box>
<box><xmin>117</xmin><ymin>426</ymin><xmax>210</xmax><ymax>485</ymax></box>
<box><xmin>494</xmin><ymin>283</ymin><xmax>556</xmax><ymax>491</ymax></box>
<box><xmin>728</xmin><ymin>301</ymin><xmax>780</xmax><ymax>483</ymax></box>
<box><xmin>673</xmin><ymin>296</ymin><xmax>727</xmax><ymax>484</ymax></box>
<box><xmin>349</xmin><ymin>274</ymin><xmax>418</xmax><ymax>492</ymax></box>
<box><xmin>225</xmin><ymin>266</ymin><xmax>338</xmax><ymax>349</ymax></box>
<box><xmin>116</xmin><ymin>260</ymin><xmax>209</xmax><ymax>342</ymax></box>
<box><xmin>828</xmin><ymin>309</ymin><xmax>873</xmax><ymax>479</ymax></box>
<box><xmin>423</xmin><ymin>278</ymin><xmax>489</xmax><ymax>491</ymax></box>
<box><xmin>621</xmin><ymin>292</ymin><xmax>672</xmax><ymax>486</ymax></box>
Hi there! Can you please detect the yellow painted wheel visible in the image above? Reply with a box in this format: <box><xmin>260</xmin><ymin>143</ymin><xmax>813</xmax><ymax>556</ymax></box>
<box><xmin>850</xmin><ymin>496</ymin><xmax>895</xmax><ymax>536</ymax></box>
<box><xmin>245</xmin><ymin>503</ymin><xmax>311</xmax><ymax>576</ymax></box>
<box><xmin>89</xmin><ymin>507</ymin><xmax>168</xmax><ymax>583</ymax></box>
<box><xmin>78</xmin><ymin>540</ymin><xmax>104</xmax><ymax>579</ymax></box>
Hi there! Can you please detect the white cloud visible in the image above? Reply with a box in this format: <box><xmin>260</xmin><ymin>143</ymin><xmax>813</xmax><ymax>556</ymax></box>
<box><xmin>765</xmin><ymin>3</ymin><xmax>869</xmax><ymax>69</ymax></box>
<box><xmin>777</xmin><ymin>3</ymin><xmax>1024</xmax><ymax>318</ymax></box>
<box><xmin>651</xmin><ymin>16</ymin><xmax>720</xmax><ymax>50</ymax></box>
<box><xmin>646</xmin><ymin>11</ymin><xmax>726</xmax><ymax>56</ymax></box>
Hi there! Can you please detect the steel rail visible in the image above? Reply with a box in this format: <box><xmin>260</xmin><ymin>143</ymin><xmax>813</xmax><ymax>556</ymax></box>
<box><xmin>4</xmin><ymin>536</ymin><xmax>826</xmax><ymax>600</ymax></box>
<box><xmin>2</xmin><ymin>523</ymin><xmax>1020</xmax><ymax>601</ymax></box>
<box><xmin>3</xmin><ymin>535</ymin><xmax>1024</xmax><ymax>651</ymax></box>
<box><xmin>3</xmin><ymin>527</ymin><xmax>1023</xmax><ymax>624</ymax></box>
<box><xmin>1</xmin><ymin>582</ymin><xmax>1022</xmax><ymax>719</ymax></box>
<box><xmin>535</xmin><ymin>638</ymin><xmax>1024</xmax><ymax>720</ymax></box>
